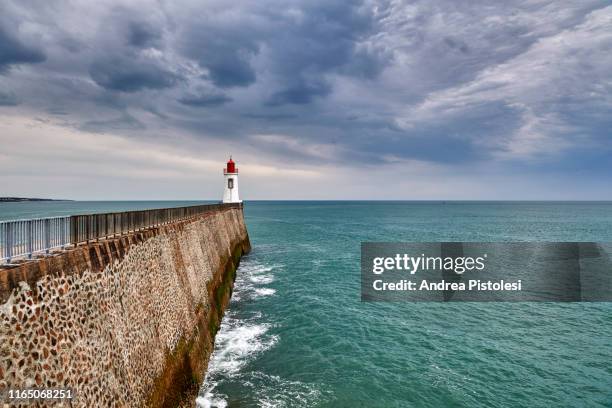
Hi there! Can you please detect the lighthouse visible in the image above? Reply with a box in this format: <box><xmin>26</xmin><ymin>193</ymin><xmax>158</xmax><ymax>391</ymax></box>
<box><xmin>222</xmin><ymin>156</ymin><xmax>242</xmax><ymax>203</ymax></box>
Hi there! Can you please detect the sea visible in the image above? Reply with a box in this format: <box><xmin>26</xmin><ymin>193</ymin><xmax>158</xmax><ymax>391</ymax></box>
<box><xmin>1</xmin><ymin>201</ymin><xmax>611</xmax><ymax>407</ymax></box>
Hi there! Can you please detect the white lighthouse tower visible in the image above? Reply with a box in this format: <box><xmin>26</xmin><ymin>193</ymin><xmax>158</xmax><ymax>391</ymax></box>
<box><xmin>222</xmin><ymin>156</ymin><xmax>242</xmax><ymax>203</ymax></box>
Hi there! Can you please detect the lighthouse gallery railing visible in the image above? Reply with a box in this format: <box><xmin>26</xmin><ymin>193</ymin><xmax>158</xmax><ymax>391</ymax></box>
<box><xmin>0</xmin><ymin>203</ymin><xmax>241</xmax><ymax>264</ymax></box>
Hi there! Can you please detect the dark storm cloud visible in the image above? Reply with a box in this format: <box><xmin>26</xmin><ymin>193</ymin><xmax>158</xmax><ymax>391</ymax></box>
<box><xmin>259</xmin><ymin>1</ymin><xmax>390</xmax><ymax>105</ymax></box>
<box><xmin>266</xmin><ymin>81</ymin><xmax>331</xmax><ymax>106</ymax></box>
<box><xmin>89</xmin><ymin>56</ymin><xmax>179</xmax><ymax>92</ymax></box>
<box><xmin>208</xmin><ymin>60</ymin><xmax>256</xmax><ymax>88</ymax></box>
<box><xmin>0</xmin><ymin>0</ymin><xmax>611</xmax><ymax>198</ymax></box>
<box><xmin>177</xmin><ymin>0</ymin><xmax>389</xmax><ymax>98</ymax></box>
<box><xmin>182</xmin><ymin>34</ymin><xmax>258</xmax><ymax>88</ymax></box>
<box><xmin>0</xmin><ymin>26</ymin><xmax>45</xmax><ymax>73</ymax></box>
<box><xmin>178</xmin><ymin>92</ymin><xmax>232</xmax><ymax>107</ymax></box>
<box><xmin>127</xmin><ymin>21</ymin><xmax>162</xmax><ymax>48</ymax></box>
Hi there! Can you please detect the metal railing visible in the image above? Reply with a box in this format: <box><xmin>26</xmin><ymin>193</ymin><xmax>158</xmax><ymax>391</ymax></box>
<box><xmin>1</xmin><ymin>217</ymin><xmax>70</xmax><ymax>263</ymax></box>
<box><xmin>1</xmin><ymin>203</ymin><xmax>240</xmax><ymax>264</ymax></box>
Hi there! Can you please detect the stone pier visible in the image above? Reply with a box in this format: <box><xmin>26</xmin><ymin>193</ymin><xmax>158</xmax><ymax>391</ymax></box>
<box><xmin>0</xmin><ymin>206</ymin><xmax>250</xmax><ymax>407</ymax></box>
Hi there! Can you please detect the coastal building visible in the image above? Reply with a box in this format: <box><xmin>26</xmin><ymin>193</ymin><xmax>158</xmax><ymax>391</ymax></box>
<box><xmin>223</xmin><ymin>156</ymin><xmax>242</xmax><ymax>203</ymax></box>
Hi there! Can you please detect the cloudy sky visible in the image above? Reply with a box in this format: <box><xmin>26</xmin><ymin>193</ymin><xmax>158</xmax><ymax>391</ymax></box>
<box><xmin>1</xmin><ymin>0</ymin><xmax>610</xmax><ymax>200</ymax></box>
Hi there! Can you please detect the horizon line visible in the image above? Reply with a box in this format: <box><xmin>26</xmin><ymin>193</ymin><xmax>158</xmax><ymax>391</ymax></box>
<box><xmin>3</xmin><ymin>199</ymin><xmax>612</xmax><ymax>203</ymax></box>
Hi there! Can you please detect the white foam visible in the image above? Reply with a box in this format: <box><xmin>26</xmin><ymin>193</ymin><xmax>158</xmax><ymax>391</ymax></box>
<box><xmin>199</xmin><ymin>319</ymin><xmax>279</xmax><ymax>407</ymax></box>
<box><xmin>244</xmin><ymin>264</ymin><xmax>276</xmax><ymax>273</ymax></box>
<box><xmin>231</xmin><ymin>261</ymin><xmax>279</xmax><ymax>301</ymax></box>
<box><xmin>210</xmin><ymin>322</ymin><xmax>278</xmax><ymax>376</ymax></box>
<box><xmin>195</xmin><ymin>393</ymin><xmax>227</xmax><ymax>408</ymax></box>
<box><xmin>199</xmin><ymin>260</ymin><xmax>282</xmax><ymax>407</ymax></box>
<box><xmin>253</xmin><ymin>287</ymin><xmax>276</xmax><ymax>297</ymax></box>
<box><xmin>252</xmin><ymin>372</ymin><xmax>327</xmax><ymax>408</ymax></box>
<box><xmin>249</xmin><ymin>274</ymin><xmax>275</xmax><ymax>284</ymax></box>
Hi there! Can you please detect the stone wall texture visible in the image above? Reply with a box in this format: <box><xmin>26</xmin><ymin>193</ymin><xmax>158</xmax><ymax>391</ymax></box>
<box><xmin>0</xmin><ymin>206</ymin><xmax>250</xmax><ymax>407</ymax></box>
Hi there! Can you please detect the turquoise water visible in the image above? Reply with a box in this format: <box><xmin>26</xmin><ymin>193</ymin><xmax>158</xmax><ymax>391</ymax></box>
<box><xmin>199</xmin><ymin>202</ymin><xmax>612</xmax><ymax>408</ymax></box>
<box><xmin>2</xmin><ymin>201</ymin><xmax>612</xmax><ymax>407</ymax></box>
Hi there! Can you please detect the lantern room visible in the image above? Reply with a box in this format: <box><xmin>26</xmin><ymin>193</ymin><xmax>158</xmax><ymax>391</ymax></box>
<box><xmin>225</xmin><ymin>157</ymin><xmax>238</xmax><ymax>174</ymax></box>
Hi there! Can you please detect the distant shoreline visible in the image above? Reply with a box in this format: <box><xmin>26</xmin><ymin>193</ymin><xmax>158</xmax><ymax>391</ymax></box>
<box><xmin>0</xmin><ymin>197</ymin><xmax>74</xmax><ymax>202</ymax></box>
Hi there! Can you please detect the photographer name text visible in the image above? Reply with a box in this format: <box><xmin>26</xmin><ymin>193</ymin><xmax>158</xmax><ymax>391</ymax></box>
<box><xmin>371</xmin><ymin>253</ymin><xmax>522</xmax><ymax>292</ymax></box>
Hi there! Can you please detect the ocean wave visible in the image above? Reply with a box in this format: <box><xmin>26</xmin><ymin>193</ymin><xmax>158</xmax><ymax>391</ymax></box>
<box><xmin>211</xmin><ymin>321</ymin><xmax>279</xmax><ymax>376</ymax></box>
<box><xmin>199</xmin><ymin>315</ymin><xmax>280</xmax><ymax>407</ymax></box>
<box><xmin>239</xmin><ymin>264</ymin><xmax>277</xmax><ymax>274</ymax></box>
<box><xmin>253</xmin><ymin>287</ymin><xmax>276</xmax><ymax>297</ymax></box>
<box><xmin>230</xmin><ymin>261</ymin><xmax>279</xmax><ymax>302</ymax></box>
<box><xmin>195</xmin><ymin>389</ymin><xmax>227</xmax><ymax>408</ymax></box>
<box><xmin>250</xmin><ymin>274</ymin><xmax>275</xmax><ymax>284</ymax></box>
<box><xmin>253</xmin><ymin>373</ymin><xmax>328</xmax><ymax>408</ymax></box>
<box><xmin>199</xmin><ymin>259</ymin><xmax>281</xmax><ymax>407</ymax></box>
<box><xmin>199</xmin><ymin>371</ymin><xmax>327</xmax><ymax>408</ymax></box>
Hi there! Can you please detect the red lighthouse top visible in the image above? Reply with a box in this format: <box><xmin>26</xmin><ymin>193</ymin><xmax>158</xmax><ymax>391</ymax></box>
<box><xmin>225</xmin><ymin>157</ymin><xmax>238</xmax><ymax>174</ymax></box>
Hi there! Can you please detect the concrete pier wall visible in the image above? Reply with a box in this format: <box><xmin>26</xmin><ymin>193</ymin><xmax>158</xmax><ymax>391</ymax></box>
<box><xmin>0</xmin><ymin>206</ymin><xmax>250</xmax><ymax>407</ymax></box>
